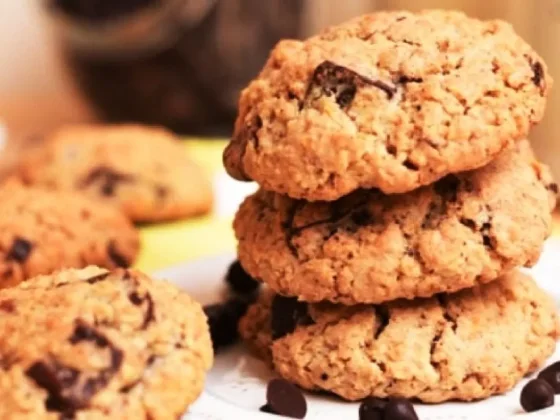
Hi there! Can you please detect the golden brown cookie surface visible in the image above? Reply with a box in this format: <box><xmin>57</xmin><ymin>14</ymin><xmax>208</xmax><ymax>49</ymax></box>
<box><xmin>234</xmin><ymin>141</ymin><xmax>556</xmax><ymax>304</ymax></box>
<box><xmin>225</xmin><ymin>10</ymin><xmax>552</xmax><ymax>200</ymax></box>
<box><xmin>0</xmin><ymin>267</ymin><xmax>213</xmax><ymax>419</ymax></box>
<box><xmin>0</xmin><ymin>185</ymin><xmax>139</xmax><ymax>289</ymax></box>
<box><xmin>239</xmin><ymin>271</ymin><xmax>559</xmax><ymax>402</ymax></box>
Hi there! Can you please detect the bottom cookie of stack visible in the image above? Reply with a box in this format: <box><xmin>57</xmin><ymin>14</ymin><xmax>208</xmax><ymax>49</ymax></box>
<box><xmin>239</xmin><ymin>271</ymin><xmax>559</xmax><ymax>403</ymax></box>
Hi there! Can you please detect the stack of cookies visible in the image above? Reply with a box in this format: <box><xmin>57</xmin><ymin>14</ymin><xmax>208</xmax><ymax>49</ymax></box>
<box><xmin>225</xmin><ymin>10</ymin><xmax>560</xmax><ymax>402</ymax></box>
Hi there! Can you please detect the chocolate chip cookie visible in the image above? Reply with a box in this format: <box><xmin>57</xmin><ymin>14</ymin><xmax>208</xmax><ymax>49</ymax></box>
<box><xmin>0</xmin><ymin>266</ymin><xmax>213</xmax><ymax>419</ymax></box>
<box><xmin>0</xmin><ymin>184</ymin><xmax>139</xmax><ymax>288</ymax></box>
<box><xmin>239</xmin><ymin>271</ymin><xmax>559</xmax><ymax>402</ymax></box>
<box><xmin>224</xmin><ymin>10</ymin><xmax>552</xmax><ymax>200</ymax></box>
<box><xmin>234</xmin><ymin>141</ymin><xmax>556</xmax><ymax>304</ymax></box>
<box><xmin>16</xmin><ymin>125</ymin><xmax>213</xmax><ymax>222</ymax></box>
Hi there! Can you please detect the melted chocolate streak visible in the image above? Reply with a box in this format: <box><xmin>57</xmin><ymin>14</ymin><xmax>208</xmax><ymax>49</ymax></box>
<box><xmin>305</xmin><ymin>61</ymin><xmax>397</xmax><ymax>112</ymax></box>
<box><xmin>283</xmin><ymin>198</ymin><xmax>372</xmax><ymax>256</ymax></box>
<box><xmin>26</xmin><ymin>321</ymin><xmax>124</xmax><ymax>415</ymax></box>
<box><xmin>128</xmin><ymin>291</ymin><xmax>155</xmax><ymax>329</ymax></box>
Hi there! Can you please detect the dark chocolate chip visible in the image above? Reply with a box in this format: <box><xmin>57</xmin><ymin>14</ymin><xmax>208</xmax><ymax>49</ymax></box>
<box><xmin>28</xmin><ymin>347</ymin><xmax>123</xmax><ymax>413</ymax></box>
<box><xmin>128</xmin><ymin>291</ymin><xmax>155</xmax><ymax>329</ymax></box>
<box><xmin>374</xmin><ymin>305</ymin><xmax>390</xmax><ymax>339</ymax></box>
<box><xmin>402</xmin><ymin>159</ymin><xmax>419</xmax><ymax>171</ymax></box>
<box><xmin>397</xmin><ymin>75</ymin><xmax>423</xmax><ymax>84</ymax></box>
<box><xmin>433</xmin><ymin>175</ymin><xmax>460</xmax><ymax>202</ymax></box>
<box><xmin>520</xmin><ymin>379</ymin><xmax>555</xmax><ymax>412</ymax></box>
<box><xmin>384</xmin><ymin>398</ymin><xmax>419</xmax><ymax>420</ymax></box>
<box><xmin>271</xmin><ymin>295</ymin><xmax>313</xmax><ymax>340</ymax></box>
<box><xmin>482</xmin><ymin>234</ymin><xmax>494</xmax><ymax>250</ymax></box>
<box><xmin>459</xmin><ymin>218</ymin><xmax>476</xmax><ymax>230</ymax></box>
<box><xmin>6</xmin><ymin>237</ymin><xmax>33</xmax><ymax>263</ymax></box>
<box><xmin>531</xmin><ymin>61</ymin><xmax>545</xmax><ymax>87</ymax></box>
<box><xmin>266</xmin><ymin>378</ymin><xmax>307</xmax><ymax>419</ymax></box>
<box><xmin>359</xmin><ymin>397</ymin><xmax>387</xmax><ymax>420</ymax></box>
<box><xmin>386</xmin><ymin>145</ymin><xmax>397</xmax><ymax>156</ymax></box>
<box><xmin>85</xmin><ymin>272</ymin><xmax>110</xmax><ymax>284</ymax></box>
<box><xmin>0</xmin><ymin>299</ymin><xmax>15</xmax><ymax>313</ymax></box>
<box><xmin>260</xmin><ymin>404</ymin><xmax>277</xmax><ymax>414</ymax></box>
<box><xmin>69</xmin><ymin>321</ymin><xmax>109</xmax><ymax>347</ymax></box>
<box><xmin>79</xmin><ymin>166</ymin><xmax>134</xmax><ymax>197</ymax></box>
<box><xmin>225</xmin><ymin>260</ymin><xmax>260</xmax><ymax>295</ymax></box>
<box><xmin>538</xmin><ymin>362</ymin><xmax>560</xmax><ymax>394</ymax></box>
<box><xmin>548</xmin><ymin>183</ymin><xmax>559</xmax><ymax>194</ymax></box>
<box><xmin>351</xmin><ymin>209</ymin><xmax>374</xmax><ymax>227</ymax></box>
<box><xmin>204</xmin><ymin>298</ymin><xmax>249</xmax><ymax>351</ymax></box>
<box><xmin>26</xmin><ymin>361</ymin><xmax>79</xmax><ymax>412</ymax></box>
<box><xmin>320</xmin><ymin>373</ymin><xmax>329</xmax><ymax>381</ymax></box>
<box><xmin>107</xmin><ymin>241</ymin><xmax>131</xmax><ymax>268</ymax></box>
<box><xmin>305</xmin><ymin>61</ymin><xmax>395</xmax><ymax>111</ymax></box>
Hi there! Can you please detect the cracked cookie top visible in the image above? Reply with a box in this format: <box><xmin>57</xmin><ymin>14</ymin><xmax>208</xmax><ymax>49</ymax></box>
<box><xmin>0</xmin><ymin>184</ymin><xmax>139</xmax><ymax>289</ymax></box>
<box><xmin>16</xmin><ymin>125</ymin><xmax>213</xmax><ymax>223</ymax></box>
<box><xmin>0</xmin><ymin>266</ymin><xmax>213</xmax><ymax>419</ymax></box>
<box><xmin>234</xmin><ymin>140</ymin><xmax>556</xmax><ymax>304</ymax></box>
<box><xmin>224</xmin><ymin>10</ymin><xmax>552</xmax><ymax>200</ymax></box>
<box><xmin>239</xmin><ymin>271</ymin><xmax>559</xmax><ymax>402</ymax></box>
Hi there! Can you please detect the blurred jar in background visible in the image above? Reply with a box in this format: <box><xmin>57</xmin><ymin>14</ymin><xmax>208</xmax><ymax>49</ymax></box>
<box><xmin>46</xmin><ymin>0</ymin><xmax>303</xmax><ymax>135</ymax></box>
<box><xmin>46</xmin><ymin>0</ymin><xmax>560</xmax><ymax>182</ymax></box>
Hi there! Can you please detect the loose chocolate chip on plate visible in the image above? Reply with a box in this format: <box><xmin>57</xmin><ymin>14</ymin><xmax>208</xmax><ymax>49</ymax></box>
<box><xmin>538</xmin><ymin>362</ymin><xmax>560</xmax><ymax>394</ymax></box>
<box><xmin>260</xmin><ymin>404</ymin><xmax>277</xmax><ymax>414</ymax></box>
<box><xmin>266</xmin><ymin>378</ymin><xmax>307</xmax><ymax>419</ymax></box>
<box><xmin>383</xmin><ymin>398</ymin><xmax>418</xmax><ymax>420</ymax></box>
<box><xmin>520</xmin><ymin>379</ymin><xmax>555</xmax><ymax>412</ymax></box>
<box><xmin>6</xmin><ymin>237</ymin><xmax>33</xmax><ymax>262</ymax></box>
<box><xmin>204</xmin><ymin>298</ymin><xmax>249</xmax><ymax>351</ymax></box>
<box><xmin>359</xmin><ymin>397</ymin><xmax>387</xmax><ymax>420</ymax></box>
<box><xmin>225</xmin><ymin>260</ymin><xmax>260</xmax><ymax>295</ymax></box>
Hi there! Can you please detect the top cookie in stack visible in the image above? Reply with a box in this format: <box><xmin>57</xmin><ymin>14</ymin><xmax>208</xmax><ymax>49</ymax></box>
<box><xmin>224</xmin><ymin>9</ymin><xmax>551</xmax><ymax>201</ymax></box>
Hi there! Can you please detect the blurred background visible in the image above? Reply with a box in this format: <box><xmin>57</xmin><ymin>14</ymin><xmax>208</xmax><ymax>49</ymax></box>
<box><xmin>0</xmin><ymin>0</ymin><xmax>559</xmax><ymax>177</ymax></box>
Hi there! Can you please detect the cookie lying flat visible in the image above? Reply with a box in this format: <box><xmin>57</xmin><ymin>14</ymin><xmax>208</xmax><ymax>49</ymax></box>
<box><xmin>0</xmin><ymin>185</ymin><xmax>139</xmax><ymax>288</ymax></box>
<box><xmin>224</xmin><ymin>10</ymin><xmax>552</xmax><ymax>200</ymax></box>
<box><xmin>234</xmin><ymin>141</ymin><xmax>556</xmax><ymax>304</ymax></box>
<box><xmin>0</xmin><ymin>266</ymin><xmax>213</xmax><ymax>419</ymax></box>
<box><xmin>239</xmin><ymin>271</ymin><xmax>559</xmax><ymax>402</ymax></box>
<box><xmin>16</xmin><ymin>125</ymin><xmax>213</xmax><ymax>222</ymax></box>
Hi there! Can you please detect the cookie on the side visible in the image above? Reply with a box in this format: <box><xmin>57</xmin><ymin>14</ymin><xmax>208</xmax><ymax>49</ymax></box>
<box><xmin>225</xmin><ymin>10</ymin><xmax>552</xmax><ymax>200</ymax></box>
<box><xmin>16</xmin><ymin>125</ymin><xmax>213</xmax><ymax>222</ymax></box>
<box><xmin>0</xmin><ymin>266</ymin><xmax>213</xmax><ymax>419</ymax></box>
<box><xmin>0</xmin><ymin>185</ymin><xmax>139</xmax><ymax>288</ymax></box>
<box><xmin>234</xmin><ymin>141</ymin><xmax>556</xmax><ymax>304</ymax></box>
<box><xmin>239</xmin><ymin>271</ymin><xmax>559</xmax><ymax>402</ymax></box>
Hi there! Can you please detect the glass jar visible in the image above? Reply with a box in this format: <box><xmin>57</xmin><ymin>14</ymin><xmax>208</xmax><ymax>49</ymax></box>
<box><xmin>45</xmin><ymin>0</ymin><xmax>303</xmax><ymax>135</ymax></box>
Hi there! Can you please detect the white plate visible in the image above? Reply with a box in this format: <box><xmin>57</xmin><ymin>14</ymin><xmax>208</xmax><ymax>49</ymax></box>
<box><xmin>152</xmin><ymin>239</ymin><xmax>560</xmax><ymax>420</ymax></box>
